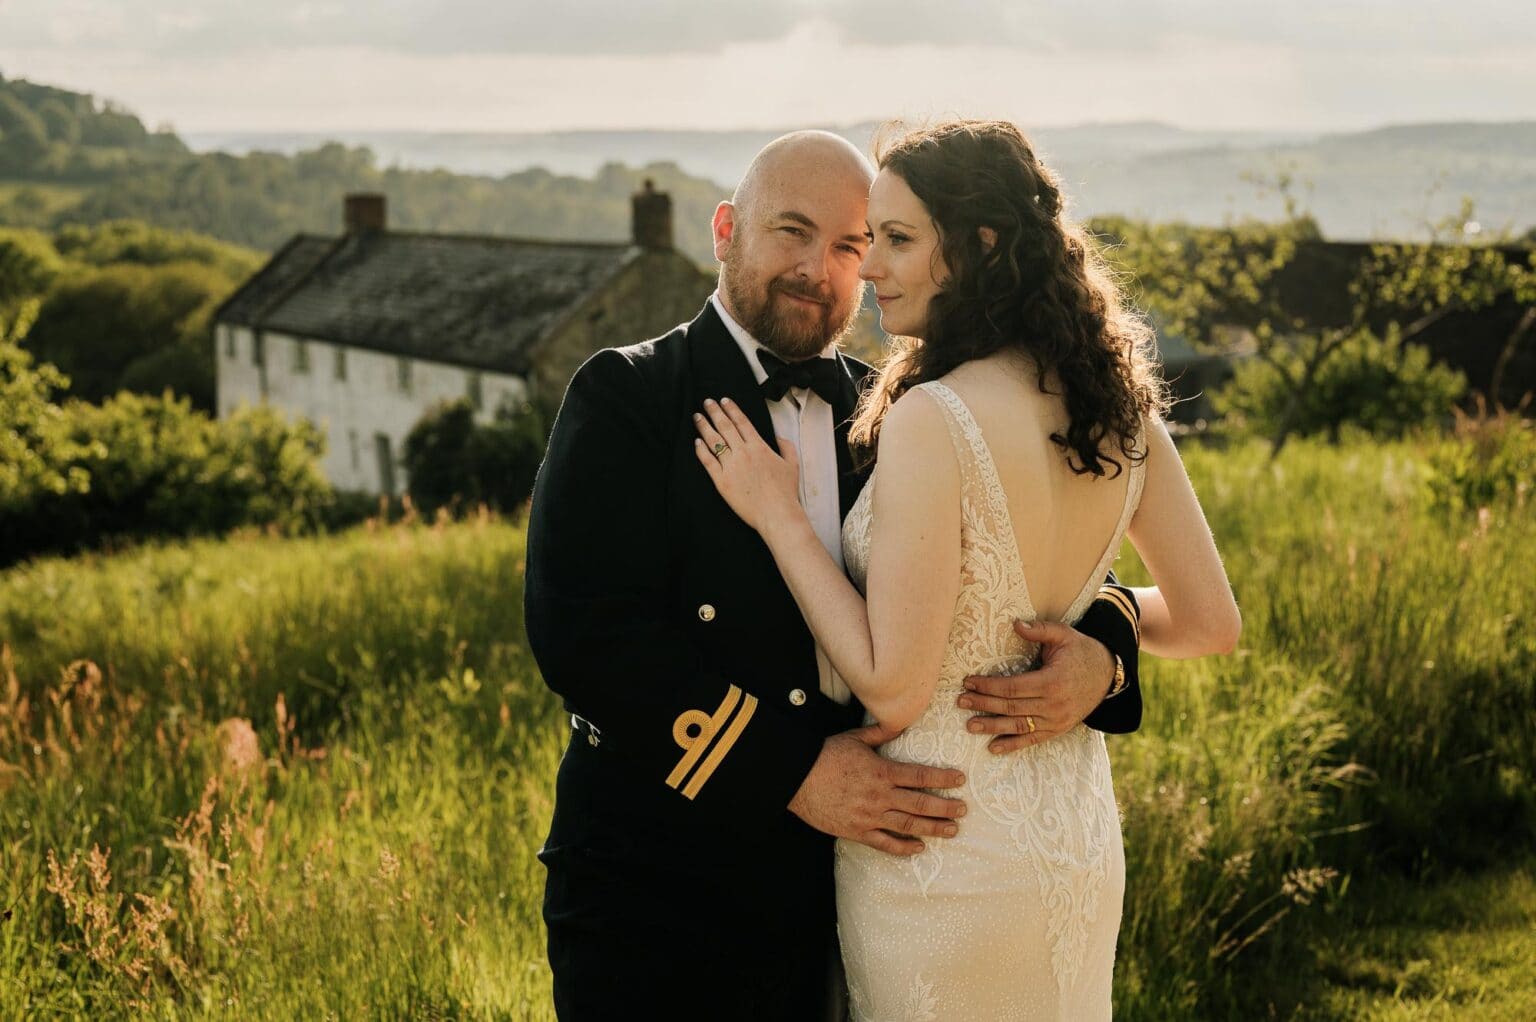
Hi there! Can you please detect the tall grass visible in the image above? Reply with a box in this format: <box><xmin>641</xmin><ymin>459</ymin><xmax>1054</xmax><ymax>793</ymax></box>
<box><xmin>0</xmin><ymin>434</ymin><xmax>1530</xmax><ymax>1017</ymax></box>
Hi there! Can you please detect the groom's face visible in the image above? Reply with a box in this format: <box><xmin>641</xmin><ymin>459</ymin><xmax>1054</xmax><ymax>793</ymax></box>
<box><xmin>713</xmin><ymin>173</ymin><xmax>871</xmax><ymax>361</ymax></box>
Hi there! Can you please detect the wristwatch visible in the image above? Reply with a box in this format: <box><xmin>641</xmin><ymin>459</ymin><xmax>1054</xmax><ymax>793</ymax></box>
<box><xmin>1103</xmin><ymin>654</ymin><xmax>1127</xmax><ymax>700</ymax></box>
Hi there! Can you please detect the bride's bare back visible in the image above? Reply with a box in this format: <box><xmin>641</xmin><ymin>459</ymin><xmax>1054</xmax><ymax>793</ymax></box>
<box><xmin>939</xmin><ymin>349</ymin><xmax>1135</xmax><ymax>621</ymax></box>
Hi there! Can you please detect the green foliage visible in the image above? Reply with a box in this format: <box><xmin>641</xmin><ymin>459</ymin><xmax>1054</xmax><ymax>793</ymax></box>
<box><xmin>0</xmin><ymin>225</ymin><xmax>63</xmax><ymax>341</ymax></box>
<box><xmin>0</xmin><ymin>390</ymin><xmax>333</xmax><ymax>567</ymax></box>
<box><xmin>0</xmin><ymin>181</ymin><xmax>87</xmax><ymax>228</ymax></box>
<box><xmin>403</xmin><ymin>396</ymin><xmax>546</xmax><ymax>517</ymax></box>
<box><xmin>1216</xmin><ymin>326</ymin><xmax>1466</xmax><ymax>441</ymax></box>
<box><xmin>402</xmin><ymin>397</ymin><xmax>478</xmax><ymax>514</ymax></box>
<box><xmin>1426</xmin><ymin>403</ymin><xmax>1536</xmax><ymax>513</ymax></box>
<box><xmin>34</xmin><ymin>96</ymin><xmax>81</xmax><ymax>146</ymax></box>
<box><xmin>0</xmin><ymin>337</ymin><xmax>95</xmax><ymax>509</ymax></box>
<box><xmin>1096</xmin><ymin>199</ymin><xmax>1535</xmax><ymax>455</ymax></box>
<box><xmin>52</xmin><ymin>219</ymin><xmax>264</xmax><ymax>278</ymax></box>
<box><xmin>0</xmin><ymin>90</ymin><xmax>51</xmax><ymax>173</ymax></box>
<box><xmin>22</xmin><ymin>259</ymin><xmax>238</xmax><ymax>409</ymax></box>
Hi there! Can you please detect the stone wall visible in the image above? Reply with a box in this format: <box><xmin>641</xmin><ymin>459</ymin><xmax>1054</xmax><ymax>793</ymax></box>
<box><xmin>527</xmin><ymin>250</ymin><xmax>714</xmax><ymax>422</ymax></box>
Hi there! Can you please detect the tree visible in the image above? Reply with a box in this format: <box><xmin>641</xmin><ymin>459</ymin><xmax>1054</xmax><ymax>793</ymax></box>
<box><xmin>35</xmin><ymin>97</ymin><xmax>81</xmax><ymax>145</ymax></box>
<box><xmin>1099</xmin><ymin>195</ymin><xmax>1536</xmax><ymax>456</ymax></box>
<box><xmin>52</xmin><ymin>219</ymin><xmax>263</xmax><ymax>279</ymax></box>
<box><xmin>0</xmin><ymin>227</ymin><xmax>63</xmax><ymax>342</ymax></box>
<box><xmin>0</xmin><ymin>92</ymin><xmax>50</xmax><ymax>173</ymax></box>
<box><xmin>22</xmin><ymin>260</ymin><xmax>237</xmax><ymax>409</ymax></box>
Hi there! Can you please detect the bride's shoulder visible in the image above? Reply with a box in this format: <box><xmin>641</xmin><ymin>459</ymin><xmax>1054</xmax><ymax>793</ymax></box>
<box><xmin>873</xmin><ymin>387</ymin><xmax>961</xmax><ymax>502</ymax></box>
<box><xmin>881</xmin><ymin>383</ymin><xmax>955</xmax><ymax>457</ymax></box>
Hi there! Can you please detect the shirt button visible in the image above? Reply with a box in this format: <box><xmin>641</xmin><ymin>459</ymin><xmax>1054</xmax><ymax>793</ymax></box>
<box><xmin>698</xmin><ymin>604</ymin><xmax>716</xmax><ymax>622</ymax></box>
<box><xmin>788</xmin><ymin>688</ymin><xmax>807</xmax><ymax>706</ymax></box>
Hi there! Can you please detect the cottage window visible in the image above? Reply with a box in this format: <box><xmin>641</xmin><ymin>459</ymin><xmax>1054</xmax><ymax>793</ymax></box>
<box><xmin>335</xmin><ymin>348</ymin><xmax>348</xmax><ymax>381</ymax></box>
<box><xmin>252</xmin><ymin>332</ymin><xmax>265</xmax><ymax>367</ymax></box>
<box><xmin>396</xmin><ymin>356</ymin><xmax>412</xmax><ymax>394</ymax></box>
<box><xmin>466</xmin><ymin>370</ymin><xmax>483</xmax><ymax>411</ymax></box>
<box><xmin>224</xmin><ymin>328</ymin><xmax>237</xmax><ymax>359</ymax></box>
<box><xmin>348</xmin><ymin>429</ymin><xmax>360</xmax><ymax>470</ymax></box>
<box><xmin>375</xmin><ymin>433</ymin><xmax>396</xmax><ymax>496</ymax></box>
<box><xmin>294</xmin><ymin>339</ymin><xmax>310</xmax><ymax>373</ymax></box>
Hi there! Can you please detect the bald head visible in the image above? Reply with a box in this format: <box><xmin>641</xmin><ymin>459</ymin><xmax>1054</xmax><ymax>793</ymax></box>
<box><xmin>732</xmin><ymin>130</ymin><xmax>874</xmax><ymax>223</ymax></box>
<box><xmin>712</xmin><ymin>130</ymin><xmax>874</xmax><ymax>360</ymax></box>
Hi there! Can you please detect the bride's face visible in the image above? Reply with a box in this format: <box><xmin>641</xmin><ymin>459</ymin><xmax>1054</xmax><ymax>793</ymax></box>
<box><xmin>859</xmin><ymin>168</ymin><xmax>949</xmax><ymax>340</ymax></box>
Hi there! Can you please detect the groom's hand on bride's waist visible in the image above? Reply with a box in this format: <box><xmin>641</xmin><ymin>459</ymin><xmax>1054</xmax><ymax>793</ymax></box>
<box><xmin>957</xmin><ymin>619</ymin><xmax>1116</xmax><ymax>754</ymax></box>
<box><xmin>788</xmin><ymin>723</ymin><xmax>967</xmax><ymax>857</ymax></box>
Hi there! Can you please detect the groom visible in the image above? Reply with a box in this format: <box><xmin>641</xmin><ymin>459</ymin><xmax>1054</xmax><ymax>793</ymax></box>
<box><xmin>523</xmin><ymin>131</ymin><xmax>1143</xmax><ymax>1019</ymax></box>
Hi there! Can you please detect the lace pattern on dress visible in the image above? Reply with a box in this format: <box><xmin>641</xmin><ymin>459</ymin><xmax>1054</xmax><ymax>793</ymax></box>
<box><xmin>837</xmin><ymin>379</ymin><xmax>1146</xmax><ymax>1002</ymax></box>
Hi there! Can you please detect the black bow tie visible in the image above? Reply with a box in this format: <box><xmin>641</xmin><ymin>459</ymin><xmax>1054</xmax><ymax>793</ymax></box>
<box><xmin>756</xmin><ymin>348</ymin><xmax>844</xmax><ymax>405</ymax></box>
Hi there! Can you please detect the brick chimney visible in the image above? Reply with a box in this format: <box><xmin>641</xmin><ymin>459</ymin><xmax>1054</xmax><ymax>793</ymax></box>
<box><xmin>631</xmin><ymin>179</ymin><xmax>672</xmax><ymax>250</ymax></box>
<box><xmin>344</xmin><ymin>193</ymin><xmax>387</xmax><ymax>234</ymax></box>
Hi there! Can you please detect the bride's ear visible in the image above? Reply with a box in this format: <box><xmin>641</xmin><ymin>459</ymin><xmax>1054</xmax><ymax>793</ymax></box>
<box><xmin>978</xmin><ymin>226</ymin><xmax>998</xmax><ymax>253</ymax></box>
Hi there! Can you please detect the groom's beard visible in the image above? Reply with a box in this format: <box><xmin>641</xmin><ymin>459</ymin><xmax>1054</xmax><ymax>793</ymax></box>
<box><xmin>721</xmin><ymin>258</ymin><xmax>865</xmax><ymax>362</ymax></box>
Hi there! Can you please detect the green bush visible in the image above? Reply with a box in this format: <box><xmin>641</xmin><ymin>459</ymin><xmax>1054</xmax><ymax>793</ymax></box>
<box><xmin>401</xmin><ymin>397</ymin><xmax>478</xmax><ymax>515</ymax></box>
<box><xmin>402</xmin><ymin>396</ymin><xmax>545</xmax><ymax>518</ymax></box>
<box><xmin>1426</xmin><ymin>403</ymin><xmax>1536</xmax><ymax>513</ymax></box>
<box><xmin>22</xmin><ymin>260</ymin><xmax>237</xmax><ymax>410</ymax></box>
<box><xmin>1216</xmin><ymin>326</ymin><xmax>1466</xmax><ymax>442</ymax></box>
<box><xmin>0</xmin><ymin>390</ymin><xmax>333</xmax><ymax>567</ymax></box>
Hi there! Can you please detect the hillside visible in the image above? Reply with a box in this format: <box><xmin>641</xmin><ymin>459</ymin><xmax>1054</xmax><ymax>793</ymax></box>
<box><xmin>186</xmin><ymin>120</ymin><xmax>1536</xmax><ymax>243</ymax></box>
<box><xmin>3</xmin><ymin>71</ymin><xmax>1534</xmax><ymax>264</ymax></box>
<box><xmin>0</xmin><ymin>73</ymin><xmax>730</xmax><ymax>263</ymax></box>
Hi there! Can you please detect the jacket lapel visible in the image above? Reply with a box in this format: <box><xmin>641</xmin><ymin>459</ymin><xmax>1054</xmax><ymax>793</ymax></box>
<box><xmin>687</xmin><ymin>302</ymin><xmax>778</xmax><ymax>450</ymax></box>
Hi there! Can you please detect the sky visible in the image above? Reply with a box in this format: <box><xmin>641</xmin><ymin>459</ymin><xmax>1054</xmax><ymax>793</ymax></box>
<box><xmin>2</xmin><ymin>0</ymin><xmax>1533</xmax><ymax>134</ymax></box>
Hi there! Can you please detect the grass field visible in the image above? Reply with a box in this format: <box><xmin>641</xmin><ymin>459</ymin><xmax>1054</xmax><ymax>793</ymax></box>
<box><xmin>1</xmin><ymin>435</ymin><xmax>1531</xmax><ymax>1018</ymax></box>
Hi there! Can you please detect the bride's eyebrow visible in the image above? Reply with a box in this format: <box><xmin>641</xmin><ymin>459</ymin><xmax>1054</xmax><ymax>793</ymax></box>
<box><xmin>878</xmin><ymin>219</ymin><xmax>918</xmax><ymax>231</ymax></box>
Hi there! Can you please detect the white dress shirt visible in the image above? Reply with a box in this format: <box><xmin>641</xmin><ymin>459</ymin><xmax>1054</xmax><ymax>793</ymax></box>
<box><xmin>710</xmin><ymin>292</ymin><xmax>853</xmax><ymax>705</ymax></box>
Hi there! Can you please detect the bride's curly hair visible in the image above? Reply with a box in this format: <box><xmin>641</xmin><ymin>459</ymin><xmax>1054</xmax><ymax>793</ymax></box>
<box><xmin>848</xmin><ymin>120</ymin><xmax>1168</xmax><ymax>476</ymax></box>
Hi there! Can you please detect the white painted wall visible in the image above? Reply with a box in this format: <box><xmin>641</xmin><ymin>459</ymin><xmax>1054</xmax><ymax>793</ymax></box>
<box><xmin>215</xmin><ymin>323</ymin><xmax>528</xmax><ymax>494</ymax></box>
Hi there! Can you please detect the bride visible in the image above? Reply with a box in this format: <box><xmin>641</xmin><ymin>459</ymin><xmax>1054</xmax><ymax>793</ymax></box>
<box><xmin>692</xmin><ymin>120</ymin><xmax>1240</xmax><ymax>1020</ymax></box>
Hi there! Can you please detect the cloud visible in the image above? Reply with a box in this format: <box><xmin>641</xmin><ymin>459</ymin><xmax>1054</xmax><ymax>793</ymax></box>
<box><xmin>2</xmin><ymin>0</ymin><xmax>1530</xmax><ymax>59</ymax></box>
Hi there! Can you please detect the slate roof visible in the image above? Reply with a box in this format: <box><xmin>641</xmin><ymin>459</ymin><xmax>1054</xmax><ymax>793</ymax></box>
<box><xmin>214</xmin><ymin>230</ymin><xmax>640</xmax><ymax>375</ymax></box>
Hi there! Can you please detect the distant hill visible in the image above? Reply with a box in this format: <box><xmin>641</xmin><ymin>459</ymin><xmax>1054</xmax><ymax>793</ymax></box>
<box><xmin>0</xmin><ymin>71</ymin><xmax>187</xmax><ymax>177</ymax></box>
<box><xmin>4</xmin><ymin>68</ymin><xmax>1533</xmax><ymax>255</ymax></box>
<box><xmin>184</xmin><ymin>121</ymin><xmax>1536</xmax><ymax>242</ymax></box>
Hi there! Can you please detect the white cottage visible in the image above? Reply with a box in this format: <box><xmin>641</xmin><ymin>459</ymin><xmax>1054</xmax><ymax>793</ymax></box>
<box><xmin>213</xmin><ymin>187</ymin><xmax>712</xmax><ymax>495</ymax></box>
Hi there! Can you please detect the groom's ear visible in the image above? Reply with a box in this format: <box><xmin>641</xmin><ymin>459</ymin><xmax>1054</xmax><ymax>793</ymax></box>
<box><xmin>712</xmin><ymin>202</ymin><xmax>737</xmax><ymax>261</ymax></box>
<box><xmin>978</xmin><ymin>226</ymin><xmax>998</xmax><ymax>253</ymax></box>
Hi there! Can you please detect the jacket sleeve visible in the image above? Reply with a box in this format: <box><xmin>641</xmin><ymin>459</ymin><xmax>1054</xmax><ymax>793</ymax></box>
<box><xmin>1077</xmin><ymin>574</ymin><xmax>1143</xmax><ymax>734</ymax></box>
<box><xmin>523</xmin><ymin>348</ymin><xmax>825</xmax><ymax>822</ymax></box>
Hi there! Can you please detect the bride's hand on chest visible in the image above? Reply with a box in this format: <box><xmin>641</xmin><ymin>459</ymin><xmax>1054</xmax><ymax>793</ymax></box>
<box><xmin>693</xmin><ymin>397</ymin><xmax>806</xmax><ymax>537</ymax></box>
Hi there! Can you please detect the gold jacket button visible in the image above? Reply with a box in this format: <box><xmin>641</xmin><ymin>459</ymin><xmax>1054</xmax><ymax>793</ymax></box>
<box><xmin>698</xmin><ymin>604</ymin><xmax>716</xmax><ymax>622</ymax></box>
<box><xmin>586</xmin><ymin>732</ymin><xmax>600</xmax><ymax>747</ymax></box>
<box><xmin>788</xmin><ymin>688</ymin><xmax>807</xmax><ymax>706</ymax></box>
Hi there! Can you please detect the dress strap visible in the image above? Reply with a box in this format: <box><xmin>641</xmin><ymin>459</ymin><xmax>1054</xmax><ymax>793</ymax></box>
<box><xmin>911</xmin><ymin>380</ymin><xmax>1035</xmax><ymax>618</ymax></box>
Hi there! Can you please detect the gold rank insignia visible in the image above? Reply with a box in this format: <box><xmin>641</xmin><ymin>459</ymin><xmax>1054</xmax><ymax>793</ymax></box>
<box><xmin>666</xmin><ymin>684</ymin><xmax>758</xmax><ymax>799</ymax></box>
<box><xmin>1097</xmin><ymin>585</ymin><xmax>1141</xmax><ymax>644</ymax></box>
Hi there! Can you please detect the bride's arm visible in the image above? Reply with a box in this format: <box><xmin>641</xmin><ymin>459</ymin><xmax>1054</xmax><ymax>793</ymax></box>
<box><xmin>694</xmin><ymin>393</ymin><xmax>961</xmax><ymax>731</ymax></box>
<box><xmin>1123</xmin><ymin>418</ymin><xmax>1241</xmax><ymax>658</ymax></box>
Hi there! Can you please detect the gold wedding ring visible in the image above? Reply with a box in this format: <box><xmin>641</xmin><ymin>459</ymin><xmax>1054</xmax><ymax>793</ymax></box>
<box><xmin>712</xmin><ymin>442</ymin><xmax>730</xmax><ymax>458</ymax></box>
<box><xmin>1025</xmin><ymin>715</ymin><xmax>1037</xmax><ymax>734</ymax></box>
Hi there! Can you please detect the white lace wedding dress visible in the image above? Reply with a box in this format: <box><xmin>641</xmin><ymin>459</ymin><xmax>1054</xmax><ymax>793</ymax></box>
<box><xmin>835</xmin><ymin>380</ymin><xmax>1145</xmax><ymax>1021</ymax></box>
